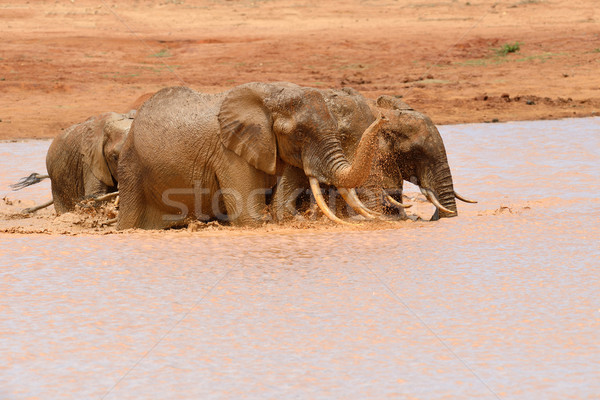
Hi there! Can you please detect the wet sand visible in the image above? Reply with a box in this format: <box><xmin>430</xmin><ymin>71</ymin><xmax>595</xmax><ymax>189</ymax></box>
<box><xmin>1</xmin><ymin>118</ymin><xmax>598</xmax><ymax>399</ymax></box>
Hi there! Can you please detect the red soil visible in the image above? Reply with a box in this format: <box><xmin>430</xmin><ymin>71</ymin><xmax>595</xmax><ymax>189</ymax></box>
<box><xmin>1</xmin><ymin>0</ymin><xmax>599</xmax><ymax>140</ymax></box>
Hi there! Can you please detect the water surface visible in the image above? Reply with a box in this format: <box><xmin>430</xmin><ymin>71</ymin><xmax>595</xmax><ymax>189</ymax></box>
<box><xmin>1</xmin><ymin>118</ymin><xmax>599</xmax><ymax>399</ymax></box>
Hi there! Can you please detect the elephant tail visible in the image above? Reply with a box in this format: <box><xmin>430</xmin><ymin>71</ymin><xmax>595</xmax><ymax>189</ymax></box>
<box><xmin>10</xmin><ymin>173</ymin><xmax>49</xmax><ymax>191</ymax></box>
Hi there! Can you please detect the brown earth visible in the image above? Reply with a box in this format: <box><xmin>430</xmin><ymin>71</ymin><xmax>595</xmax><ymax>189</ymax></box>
<box><xmin>1</xmin><ymin>0</ymin><xmax>599</xmax><ymax>140</ymax></box>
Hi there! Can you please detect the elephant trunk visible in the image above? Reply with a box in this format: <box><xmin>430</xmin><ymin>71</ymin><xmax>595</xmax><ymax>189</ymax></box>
<box><xmin>303</xmin><ymin>114</ymin><xmax>386</xmax><ymax>224</ymax></box>
<box><xmin>330</xmin><ymin>114</ymin><xmax>386</xmax><ymax>188</ymax></box>
<box><xmin>427</xmin><ymin>161</ymin><xmax>457</xmax><ymax>219</ymax></box>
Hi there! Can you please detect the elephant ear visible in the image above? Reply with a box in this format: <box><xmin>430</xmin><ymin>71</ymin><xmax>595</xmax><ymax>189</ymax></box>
<box><xmin>81</xmin><ymin>115</ymin><xmax>115</xmax><ymax>187</ymax></box>
<box><xmin>376</xmin><ymin>95</ymin><xmax>413</xmax><ymax>111</ymax></box>
<box><xmin>218</xmin><ymin>83</ymin><xmax>277</xmax><ymax>175</ymax></box>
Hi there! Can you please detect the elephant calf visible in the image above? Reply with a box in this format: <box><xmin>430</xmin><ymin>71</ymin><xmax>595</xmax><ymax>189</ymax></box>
<box><xmin>11</xmin><ymin>111</ymin><xmax>134</xmax><ymax>214</ymax></box>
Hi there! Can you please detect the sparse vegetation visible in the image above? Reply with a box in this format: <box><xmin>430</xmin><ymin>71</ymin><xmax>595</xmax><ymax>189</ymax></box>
<box><xmin>149</xmin><ymin>49</ymin><xmax>172</xmax><ymax>58</ymax></box>
<box><xmin>497</xmin><ymin>42</ymin><xmax>521</xmax><ymax>56</ymax></box>
<box><xmin>456</xmin><ymin>59</ymin><xmax>490</xmax><ymax>66</ymax></box>
<box><xmin>455</xmin><ymin>51</ymin><xmax>565</xmax><ymax>67</ymax></box>
<box><xmin>102</xmin><ymin>72</ymin><xmax>140</xmax><ymax>79</ymax></box>
<box><xmin>516</xmin><ymin>52</ymin><xmax>565</xmax><ymax>62</ymax></box>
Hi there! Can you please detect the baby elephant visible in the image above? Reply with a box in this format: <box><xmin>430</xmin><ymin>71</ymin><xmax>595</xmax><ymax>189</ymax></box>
<box><xmin>11</xmin><ymin>111</ymin><xmax>134</xmax><ymax>214</ymax></box>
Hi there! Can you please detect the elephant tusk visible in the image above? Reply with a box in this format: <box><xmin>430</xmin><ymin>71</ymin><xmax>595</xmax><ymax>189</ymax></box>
<box><xmin>21</xmin><ymin>199</ymin><xmax>54</xmax><ymax>214</ymax></box>
<box><xmin>454</xmin><ymin>190</ymin><xmax>477</xmax><ymax>204</ymax></box>
<box><xmin>114</xmin><ymin>195</ymin><xmax>120</xmax><ymax>208</ymax></box>
<box><xmin>93</xmin><ymin>191</ymin><xmax>119</xmax><ymax>202</ymax></box>
<box><xmin>101</xmin><ymin>217</ymin><xmax>118</xmax><ymax>226</ymax></box>
<box><xmin>350</xmin><ymin>189</ymin><xmax>383</xmax><ymax>215</ymax></box>
<box><xmin>421</xmin><ymin>187</ymin><xmax>455</xmax><ymax>215</ymax></box>
<box><xmin>309</xmin><ymin>177</ymin><xmax>354</xmax><ymax>225</ymax></box>
<box><xmin>338</xmin><ymin>188</ymin><xmax>379</xmax><ymax>219</ymax></box>
<box><xmin>383</xmin><ymin>191</ymin><xmax>412</xmax><ymax>209</ymax></box>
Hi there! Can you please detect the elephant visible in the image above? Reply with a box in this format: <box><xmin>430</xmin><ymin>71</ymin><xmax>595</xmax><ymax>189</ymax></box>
<box><xmin>271</xmin><ymin>87</ymin><xmax>476</xmax><ymax>222</ymax></box>
<box><xmin>116</xmin><ymin>82</ymin><xmax>388</xmax><ymax>229</ymax></box>
<box><xmin>11</xmin><ymin>111</ymin><xmax>134</xmax><ymax>214</ymax></box>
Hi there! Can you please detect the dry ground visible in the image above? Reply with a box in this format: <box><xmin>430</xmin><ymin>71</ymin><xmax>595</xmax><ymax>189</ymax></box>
<box><xmin>1</xmin><ymin>0</ymin><xmax>599</xmax><ymax>140</ymax></box>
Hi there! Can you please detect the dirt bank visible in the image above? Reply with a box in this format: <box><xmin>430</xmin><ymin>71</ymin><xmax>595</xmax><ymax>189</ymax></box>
<box><xmin>1</xmin><ymin>0</ymin><xmax>598</xmax><ymax>140</ymax></box>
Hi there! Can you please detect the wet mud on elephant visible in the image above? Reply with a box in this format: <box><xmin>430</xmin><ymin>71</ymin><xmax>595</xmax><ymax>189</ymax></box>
<box><xmin>11</xmin><ymin>111</ymin><xmax>134</xmax><ymax>214</ymax></box>
<box><xmin>271</xmin><ymin>87</ymin><xmax>476</xmax><ymax>222</ymax></box>
<box><xmin>116</xmin><ymin>82</ymin><xmax>389</xmax><ymax>230</ymax></box>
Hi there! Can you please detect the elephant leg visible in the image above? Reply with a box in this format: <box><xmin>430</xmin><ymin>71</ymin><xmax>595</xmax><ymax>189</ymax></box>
<box><xmin>215</xmin><ymin>151</ymin><xmax>273</xmax><ymax>226</ymax></box>
<box><xmin>119</xmin><ymin>176</ymin><xmax>180</xmax><ymax>230</ymax></box>
<box><xmin>83</xmin><ymin>174</ymin><xmax>109</xmax><ymax>198</ymax></box>
<box><xmin>50</xmin><ymin>182</ymin><xmax>72</xmax><ymax>215</ymax></box>
<box><xmin>116</xmin><ymin>181</ymin><xmax>143</xmax><ymax>230</ymax></box>
<box><xmin>271</xmin><ymin>164</ymin><xmax>309</xmax><ymax>221</ymax></box>
<box><xmin>116</xmin><ymin>144</ymin><xmax>183</xmax><ymax>230</ymax></box>
<box><xmin>117</xmin><ymin>147</ymin><xmax>152</xmax><ymax>229</ymax></box>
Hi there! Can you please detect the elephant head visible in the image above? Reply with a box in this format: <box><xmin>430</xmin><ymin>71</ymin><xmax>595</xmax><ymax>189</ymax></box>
<box><xmin>81</xmin><ymin>111</ymin><xmax>134</xmax><ymax>188</ymax></box>
<box><xmin>318</xmin><ymin>89</ymin><xmax>475</xmax><ymax>221</ymax></box>
<box><xmin>373</xmin><ymin>95</ymin><xmax>477</xmax><ymax>220</ymax></box>
<box><xmin>218</xmin><ymin>82</ymin><xmax>387</xmax><ymax>222</ymax></box>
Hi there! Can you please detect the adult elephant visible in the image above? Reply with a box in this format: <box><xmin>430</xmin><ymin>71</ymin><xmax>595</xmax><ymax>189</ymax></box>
<box><xmin>272</xmin><ymin>87</ymin><xmax>476</xmax><ymax>222</ymax></box>
<box><xmin>11</xmin><ymin>111</ymin><xmax>134</xmax><ymax>214</ymax></box>
<box><xmin>116</xmin><ymin>82</ymin><xmax>387</xmax><ymax>229</ymax></box>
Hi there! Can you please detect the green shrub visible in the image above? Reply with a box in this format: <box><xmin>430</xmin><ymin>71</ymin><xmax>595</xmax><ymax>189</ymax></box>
<box><xmin>497</xmin><ymin>42</ymin><xmax>521</xmax><ymax>56</ymax></box>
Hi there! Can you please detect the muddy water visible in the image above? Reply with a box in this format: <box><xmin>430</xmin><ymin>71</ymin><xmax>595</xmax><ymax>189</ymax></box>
<box><xmin>1</xmin><ymin>118</ymin><xmax>599</xmax><ymax>399</ymax></box>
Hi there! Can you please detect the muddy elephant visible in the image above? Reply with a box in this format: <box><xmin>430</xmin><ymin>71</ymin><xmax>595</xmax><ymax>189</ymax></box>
<box><xmin>11</xmin><ymin>111</ymin><xmax>134</xmax><ymax>214</ymax></box>
<box><xmin>116</xmin><ymin>82</ymin><xmax>388</xmax><ymax>229</ymax></box>
<box><xmin>272</xmin><ymin>87</ymin><xmax>475</xmax><ymax>221</ymax></box>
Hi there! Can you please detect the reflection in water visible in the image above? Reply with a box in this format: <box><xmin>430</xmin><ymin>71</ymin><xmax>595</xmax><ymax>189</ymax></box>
<box><xmin>1</xmin><ymin>118</ymin><xmax>599</xmax><ymax>399</ymax></box>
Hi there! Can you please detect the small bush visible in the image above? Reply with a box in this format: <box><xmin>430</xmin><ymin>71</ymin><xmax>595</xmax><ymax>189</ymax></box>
<box><xmin>497</xmin><ymin>42</ymin><xmax>521</xmax><ymax>56</ymax></box>
<box><xmin>149</xmin><ymin>49</ymin><xmax>172</xmax><ymax>58</ymax></box>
